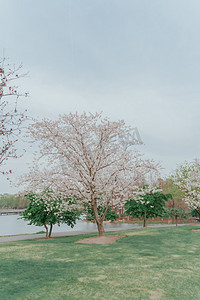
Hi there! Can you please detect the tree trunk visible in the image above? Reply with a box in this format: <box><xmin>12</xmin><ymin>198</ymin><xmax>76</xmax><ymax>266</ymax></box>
<box><xmin>175</xmin><ymin>216</ymin><xmax>178</xmax><ymax>227</ymax></box>
<box><xmin>44</xmin><ymin>222</ymin><xmax>48</xmax><ymax>238</ymax></box>
<box><xmin>143</xmin><ymin>211</ymin><xmax>147</xmax><ymax>228</ymax></box>
<box><xmin>91</xmin><ymin>201</ymin><xmax>105</xmax><ymax>236</ymax></box>
<box><xmin>96</xmin><ymin>220</ymin><xmax>105</xmax><ymax>236</ymax></box>
<box><xmin>49</xmin><ymin>224</ymin><xmax>53</xmax><ymax>238</ymax></box>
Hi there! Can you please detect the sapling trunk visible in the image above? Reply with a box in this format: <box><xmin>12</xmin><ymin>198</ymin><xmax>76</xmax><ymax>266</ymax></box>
<box><xmin>44</xmin><ymin>222</ymin><xmax>48</xmax><ymax>238</ymax></box>
<box><xmin>49</xmin><ymin>224</ymin><xmax>53</xmax><ymax>238</ymax></box>
<box><xmin>143</xmin><ymin>211</ymin><xmax>147</xmax><ymax>228</ymax></box>
<box><xmin>175</xmin><ymin>216</ymin><xmax>178</xmax><ymax>227</ymax></box>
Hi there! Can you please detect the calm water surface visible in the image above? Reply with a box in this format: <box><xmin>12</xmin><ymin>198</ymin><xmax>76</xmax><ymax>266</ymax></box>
<box><xmin>0</xmin><ymin>214</ymin><xmax>135</xmax><ymax>236</ymax></box>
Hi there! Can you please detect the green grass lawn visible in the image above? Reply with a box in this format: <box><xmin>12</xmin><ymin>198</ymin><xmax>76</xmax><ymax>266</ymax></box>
<box><xmin>1</xmin><ymin>225</ymin><xmax>200</xmax><ymax>300</ymax></box>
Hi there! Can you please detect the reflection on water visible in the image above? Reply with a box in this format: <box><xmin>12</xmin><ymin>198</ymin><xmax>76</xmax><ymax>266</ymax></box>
<box><xmin>0</xmin><ymin>214</ymin><xmax>135</xmax><ymax>236</ymax></box>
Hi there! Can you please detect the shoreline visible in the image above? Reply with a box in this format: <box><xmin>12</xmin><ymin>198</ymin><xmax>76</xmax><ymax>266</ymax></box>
<box><xmin>0</xmin><ymin>223</ymin><xmax>197</xmax><ymax>243</ymax></box>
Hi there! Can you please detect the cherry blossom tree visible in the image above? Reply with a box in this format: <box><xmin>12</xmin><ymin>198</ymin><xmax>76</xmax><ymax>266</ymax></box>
<box><xmin>0</xmin><ymin>57</ymin><xmax>28</xmax><ymax>175</ymax></box>
<box><xmin>22</xmin><ymin>112</ymin><xmax>160</xmax><ymax>236</ymax></box>
<box><xmin>173</xmin><ymin>160</ymin><xmax>200</xmax><ymax>218</ymax></box>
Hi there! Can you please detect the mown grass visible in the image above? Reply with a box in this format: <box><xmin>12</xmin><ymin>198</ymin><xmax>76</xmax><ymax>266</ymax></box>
<box><xmin>1</xmin><ymin>225</ymin><xmax>200</xmax><ymax>299</ymax></box>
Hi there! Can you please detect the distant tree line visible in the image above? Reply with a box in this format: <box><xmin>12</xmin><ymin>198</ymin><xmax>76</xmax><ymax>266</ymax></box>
<box><xmin>0</xmin><ymin>194</ymin><xmax>29</xmax><ymax>209</ymax></box>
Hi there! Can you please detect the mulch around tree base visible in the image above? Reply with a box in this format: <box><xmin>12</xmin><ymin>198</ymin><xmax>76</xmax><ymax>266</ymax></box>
<box><xmin>75</xmin><ymin>235</ymin><xmax>125</xmax><ymax>244</ymax></box>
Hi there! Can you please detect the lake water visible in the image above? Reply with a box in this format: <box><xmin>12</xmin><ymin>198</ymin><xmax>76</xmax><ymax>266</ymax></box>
<box><xmin>0</xmin><ymin>214</ymin><xmax>136</xmax><ymax>236</ymax></box>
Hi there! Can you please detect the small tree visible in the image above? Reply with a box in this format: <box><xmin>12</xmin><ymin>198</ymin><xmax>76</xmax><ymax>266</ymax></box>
<box><xmin>124</xmin><ymin>185</ymin><xmax>172</xmax><ymax>227</ymax></box>
<box><xmin>163</xmin><ymin>208</ymin><xmax>188</xmax><ymax>226</ymax></box>
<box><xmin>160</xmin><ymin>178</ymin><xmax>186</xmax><ymax>209</ymax></box>
<box><xmin>0</xmin><ymin>57</ymin><xmax>28</xmax><ymax>175</ymax></box>
<box><xmin>21</xmin><ymin>190</ymin><xmax>79</xmax><ymax>238</ymax></box>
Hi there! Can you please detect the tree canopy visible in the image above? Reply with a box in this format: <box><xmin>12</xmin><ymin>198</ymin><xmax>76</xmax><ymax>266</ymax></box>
<box><xmin>21</xmin><ymin>112</ymin><xmax>160</xmax><ymax>235</ymax></box>
<box><xmin>21</xmin><ymin>190</ymin><xmax>79</xmax><ymax>238</ymax></box>
<box><xmin>124</xmin><ymin>185</ymin><xmax>172</xmax><ymax>227</ymax></box>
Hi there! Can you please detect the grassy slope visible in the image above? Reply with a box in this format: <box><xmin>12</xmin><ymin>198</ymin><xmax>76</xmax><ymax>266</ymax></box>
<box><xmin>0</xmin><ymin>225</ymin><xmax>200</xmax><ymax>300</ymax></box>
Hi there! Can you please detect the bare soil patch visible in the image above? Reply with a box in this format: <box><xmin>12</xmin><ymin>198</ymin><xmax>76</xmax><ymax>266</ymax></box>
<box><xmin>35</xmin><ymin>236</ymin><xmax>69</xmax><ymax>241</ymax></box>
<box><xmin>191</xmin><ymin>229</ymin><xmax>200</xmax><ymax>231</ymax></box>
<box><xmin>75</xmin><ymin>235</ymin><xmax>125</xmax><ymax>244</ymax></box>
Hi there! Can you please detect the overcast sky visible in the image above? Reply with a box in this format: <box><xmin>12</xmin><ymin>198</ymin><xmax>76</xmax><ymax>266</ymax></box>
<box><xmin>1</xmin><ymin>0</ymin><xmax>200</xmax><ymax>193</ymax></box>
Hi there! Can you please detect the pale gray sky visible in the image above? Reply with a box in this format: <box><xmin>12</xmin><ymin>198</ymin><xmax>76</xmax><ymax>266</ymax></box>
<box><xmin>1</xmin><ymin>0</ymin><xmax>200</xmax><ymax>193</ymax></box>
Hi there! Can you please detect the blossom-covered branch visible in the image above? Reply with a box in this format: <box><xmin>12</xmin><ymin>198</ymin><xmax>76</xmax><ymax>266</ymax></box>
<box><xmin>0</xmin><ymin>57</ymin><xmax>28</xmax><ymax>175</ymax></box>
